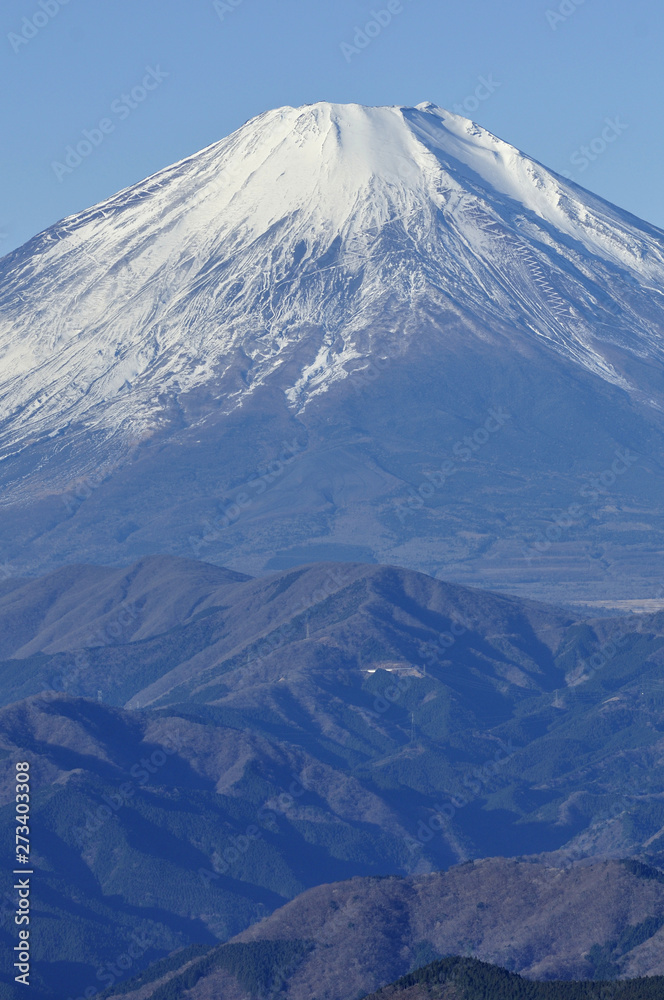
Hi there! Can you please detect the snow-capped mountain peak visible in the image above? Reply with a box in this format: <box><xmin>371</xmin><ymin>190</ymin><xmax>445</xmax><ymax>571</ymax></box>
<box><xmin>2</xmin><ymin>100</ymin><xmax>664</xmax><ymax>458</ymax></box>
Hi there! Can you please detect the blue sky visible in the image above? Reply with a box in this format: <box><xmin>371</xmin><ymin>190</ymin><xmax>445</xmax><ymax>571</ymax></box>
<box><xmin>1</xmin><ymin>0</ymin><xmax>663</xmax><ymax>254</ymax></box>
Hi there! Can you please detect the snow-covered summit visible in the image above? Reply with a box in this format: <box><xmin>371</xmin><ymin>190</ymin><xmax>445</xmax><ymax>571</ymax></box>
<box><xmin>2</xmin><ymin>100</ymin><xmax>664</xmax><ymax>457</ymax></box>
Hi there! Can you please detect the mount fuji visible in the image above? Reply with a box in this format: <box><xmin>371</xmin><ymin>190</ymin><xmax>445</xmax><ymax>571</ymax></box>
<box><xmin>2</xmin><ymin>101</ymin><xmax>664</xmax><ymax>602</ymax></box>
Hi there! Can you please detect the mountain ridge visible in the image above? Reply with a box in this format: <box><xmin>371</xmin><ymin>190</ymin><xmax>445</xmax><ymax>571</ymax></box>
<box><xmin>2</xmin><ymin>557</ymin><xmax>664</xmax><ymax>994</ymax></box>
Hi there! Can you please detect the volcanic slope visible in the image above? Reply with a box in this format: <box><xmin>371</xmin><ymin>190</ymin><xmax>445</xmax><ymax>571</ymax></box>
<box><xmin>2</xmin><ymin>103</ymin><xmax>664</xmax><ymax>601</ymax></box>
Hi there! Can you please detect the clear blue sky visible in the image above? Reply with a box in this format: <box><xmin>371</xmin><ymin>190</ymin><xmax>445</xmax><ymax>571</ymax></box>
<box><xmin>2</xmin><ymin>0</ymin><xmax>663</xmax><ymax>254</ymax></box>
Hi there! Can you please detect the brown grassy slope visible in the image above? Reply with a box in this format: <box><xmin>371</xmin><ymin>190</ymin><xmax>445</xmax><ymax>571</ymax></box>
<box><xmin>108</xmin><ymin>858</ymin><xmax>664</xmax><ymax>1000</ymax></box>
<box><xmin>232</xmin><ymin>859</ymin><xmax>664</xmax><ymax>992</ymax></box>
